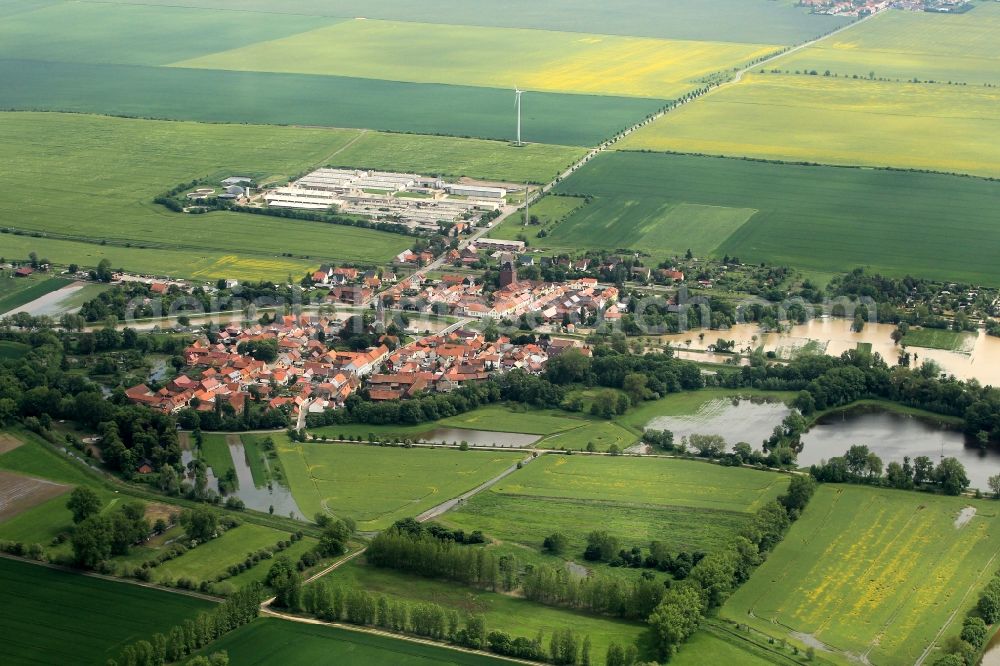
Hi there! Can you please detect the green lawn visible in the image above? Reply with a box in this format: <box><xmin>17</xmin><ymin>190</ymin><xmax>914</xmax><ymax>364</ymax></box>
<box><xmin>903</xmin><ymin>327</ymin><xmax>976</xmax><ymax>353</ymax></box>
<box><xmin>328</xmin><ymin>132</ymin><xmax>584</xmax><ymax>185</ymax></box>
<box><xmin>275</xmin><ymin>438</ymin><xmax>523</xmax><ymax>530</ymax></box>
<box><xmin>0</xmin><ymin>557</ymin><xmax>213</xmax><ymax>665</ymax></box>
<box><xmin>535</xmin><ymin>421</ymin><xmax>638</xmax><ymax>452</ymax></box>
<box><xmin>488</xmin><ymin>194</ymin><xmax>585</xmax><ymax>242</ymax></box>
<box><xmin>553</xmin><ymin>151</ymin><xmax>1000</xmax><ymax>285</ymax></box>
<box><xmin>0</xmin><ymin>341</ymin><xmax>29</xmax><ymax>359</ymax></box>
<box><xmin>0</xmin><ymin>428</ymin><xmax>101</xmax><ymax>486</ymax></box>
<box><xmin>437</xmin><ymin>405</ymin><xmax>584</xmax><ymax>436</ymax></box>
<box><xmin>152</xmin><ymin>523</ymin><xmax>292</xmax><ymax>585</ymax></box>
<box><xmin>722</xmin><ymin>485</ymin><xmax>1000</xmax><ymax>665</ymax></box>
<box><xmin>671</xmin><ymin>624</ymin><xmax>798</xmax><ymax>666</ymax></box>
<box><xmin>0</xmin><ymin>273</ymin><xmax>71</xmax><ymax>314</ymax></box>
<box><xmin>197</xmin><ymin>617</ymin><xmax>511</xmax><ymax>665</ymax></box>
<box><xmin>221</xmin><ymin>535</ymin><xmax>319</xmax><ymax>590</ymax></box>
<box><xmin>321</xmin><ymin>560</ymin><xmax>653</xmax><ymax>660</ymax></box>
<box><xmin>239</xmin><ymin>435</ymin><xmax>275</xmax><ymax>488</ymax></box>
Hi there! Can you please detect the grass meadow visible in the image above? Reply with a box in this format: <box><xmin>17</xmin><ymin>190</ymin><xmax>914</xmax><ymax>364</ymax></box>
<box><xmin>442</xmin><ymin>455</ymin><xmax>789</xmax><ymax>565</ymax></box>
<box><xmin>320</xmin><ymin>559</ymin><xmax>653</xmax><ymax>660</ymax></box>
<box><xmin>722</xmin><ymin>485</ymin><xmax>1000</xmax><ymax>665</ymax></box>
<box><xmin>178</xmin><ymin>19</ymin><xmax>778</xmax><ymax>99</ymax></box>
<box><xmin>275</xmin><ymin>438</ymin><xmax>522</xmax><ymax>529</ymax></box>
<box><xmin>83</xmin><ymin>0</ymin><xmax>847</xmax><ymax>43</ymax></box>
<box><xmin>488</xmin><ymin>195</ymin><xmax>585</xmax><ymax>242</ymax></box>
<box><xmin>0</xmin><ymin>557</ymin><xmax>213</xmax><ymax>666</ymax></box>
<box><xmin>621</xmin><ymin>74</ymin><xmax>1000</xmax><ymax>178</ymax></box>
<box><xmin>776</xmin><ymin>5</ymin><xmax>1000</xmax><ymax>85</ymax></box>
<box><xmin>150</xmin><ymin>522</ymin><xmax>292</xmax><ymax>584</ymax></box>
<box><xmin>903</xmin><ymin>328</ymin><xmax>977</xmax><ymax>353</ymax></box>
<box><xmin>198</xmin><ymin>616</ymin><xmax>513</xmax><ymax>665</ymax></box>
<box><xmin>554</xmin><ymin>151</ymin><xmax>1000</xmax><ymax>285</ymax></box>
<box><xmin>198</xmin><ymin>434</ymin><xmax>237</xmax><ymax>487</ymax></box>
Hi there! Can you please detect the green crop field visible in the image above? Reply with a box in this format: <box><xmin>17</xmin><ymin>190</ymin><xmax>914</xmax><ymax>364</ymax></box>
<box><xmin>327</xmin><ymin>132</ymin><xmax>584</xmax><ymax>185</ymax></box>
<box><xmin>178</xmin><ymin>19</ymin><xmax>778</xmax><ymax>100</ymax></box>
<box><xmin>553</xmin><ymin>151</ymin><xmax>1000</xmax><ymax>285</ymax></box>
<box><xmin>275</xmin><ymin>439</ymin><xmax>522</xmax><ymax>529</ymax></box>
<box><xmin>322</xmin><ymin>560</ymin><xmax>653</xmax><ymax>660</ymax></box>
<box><xmin>489</xmin><ymin>195</ymin><xmax>585</xmax><ymax>242</ymax></box>
<box><xmin>672</xmin><ymin>624</ymin><xmax>794</xmax><ymax>666</ymax></box>
<box><xmin>621</xmin><ymin>74</ymin><xmax>1000</xmax><ymax>178</ymax></box>
<box><xmin>84</xmin><ymin>0</ymin><xmax>847</xmax><ymax>43</ymax></box>
<box><xmin>197</xmin><ymin>617</ymin><xmax>511</xmax><ymax>665</ymax></box>
<box><xmin>442</xmin><ymin>455</ymin><xmax>789</xmax><ymax>563</ymax></box>
<box><xmin>0</xmin><ymin>112</ymin><xmax>414</xmax><ymax>277</ymax></box>
<box><xmin>777</xmin><ymin>6</ymin><xmax>1000</xmax><ymax>86</ymax></box>
<box><xmin>437</xmin><ymin>405</ymin><xmax>584</xmax><ymax>435</ymax></box>
<box><xmin>722</xmin><ymin>485</ymin><xmax>1000</xmax><ymax>665</ymax></box>
<box><xmin>0</xmin><ymin>273</ymin><xmax>71</xmax><ymax>315</ymax></box>
<box><xmin>0</xmin><ymin>557</ymin><xmax>213</xmax><ymax>665</ymax></box>
<box><xmin>0</xmin><ymin>61</ymin><xmax>661</xmax><ymax>147</ymax></box>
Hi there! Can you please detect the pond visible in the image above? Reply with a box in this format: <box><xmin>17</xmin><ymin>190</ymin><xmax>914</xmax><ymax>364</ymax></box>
<box><xmin>645</xmin><ymin>398</ymin><xmax>793</xmax><ymax>448</ymax></box>
<box><xmin>798</xmin><ymin>407</ymin><xmax>1000</xmax><ymax>490</ymax></box>
<box><xmin>180</xmin><ymin>449</ymin><xmax>219</xmax><ymax>494</ymax></box>
<box><xmin>416</xmin><ymin>427</ymin><xmax>540</xmax><ymax>448</ymax></box>
<box><xmin>226</xmin><ymin>441</ymin><xmax>304</xmax><ymax>520</ymax></box>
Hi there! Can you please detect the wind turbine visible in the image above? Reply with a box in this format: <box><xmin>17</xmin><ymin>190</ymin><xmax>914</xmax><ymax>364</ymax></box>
<box><xmin>514</xmin><ymin>87</ymin><xmax>524</xmax><ymax>147</ymax></box>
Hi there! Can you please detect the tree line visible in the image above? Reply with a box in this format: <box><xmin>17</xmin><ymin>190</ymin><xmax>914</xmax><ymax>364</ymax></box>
<box><xmin>810</xmin><ymin>444</ymin><xmax>971</xmax><ymax>495</ymax></box>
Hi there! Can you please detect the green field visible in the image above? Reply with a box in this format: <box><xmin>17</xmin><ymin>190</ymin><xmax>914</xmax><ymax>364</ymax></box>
<box><xmin>0</xmin><ymin>61</ymin><xmax>662</xmax><ymax>147</ymax></box>
<box><xmin>553</xmin><ymin>151</ymin><xmax>1000</xmax><ymax>285</ymax></box>
<box><xmin>489</xmin><ymin>195</ymin><xmax>585</xmax><ymax>242</ymax></box>
<box><xmin>197</xmin><ymin>617</ymin><xmax>511</xmax><ymax>665</ymax></box>
<box><xmin>622</xmin><ymin>74</ymin><xmax>1000</xmax><ymax>178</ymax></box>
<box><xmin>0</xmin><ymin>273</ymin><xmax>71</xmax><ymax>315</ymax></box>
<box><xmin>328</xmin><ymin>132</ymin><xmax>584</xmax><ymax>184</ymax></box>
<box><xmin>777</xmin><ymin>6</ymin><xmax>1000</xmax><ymax>86</ymax></box>
<box><xmin>276</xmin><ymin>439</ymin><xmax>522</xmax><ymax>530</ymax></box>
<box><xmin>0</xmin><ymin>557</ymin><xmax>213</xmax><ymax>665</ymax></box>
<box><xmin>0</xmin><ymin>112</ymin><xmax>414</xmax><ymax>277</ymax></box>
<box><xmin>902</xmin><ymin>327</ymin><xmax>977</xmax><ymax>353</ymax></box>
<box><xmin>0</xmin><ymin>341</ymin><xmax>29</xmax><ymax>359</ymax></box>
<box><xmin>443</xmin><ymin>455</ymin><xmax>789</xmax><ymax>563</ymax></box>
<box><xmin>84</xmin><ymin>0</ymin><xmax>848</xmax><ymax>43</ymax></box>
<box><xmin>152</xmin><ymin>523</ymin><xmax>293</xmax><ymax>584</ymax></box>
<box><xmin>324</xmin><ymin>560</ymin><xmax>652</xmax><ymax>660</ymax></box>
<box><xmin>178</xmin><ymin>19</ymin><xmax>777</xmax><ymax>99</ymax></box>
<box><xmin>722</xmin><ymin>485</ymin><xmax>1000</xmax><ymax>665</ymax></box>
<box><xmin>199</xmin><ymin>434</ymin><xmax>237</xmax><ymax>488</ymax></box>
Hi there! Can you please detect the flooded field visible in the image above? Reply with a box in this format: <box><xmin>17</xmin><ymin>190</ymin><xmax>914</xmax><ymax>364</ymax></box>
<box><xmin>645</xmin><ymin>398</ymin><xmax>792</xmax><ymax>448</ymax></box>
<box><xmin>799</xmin><ymin>407</ymin><xmax>1000</xmax><ymax>490</ymax></box>
<box><xmin>226</xmin><ymin>439</ymin><xmax>304</xmax><ymax>519</ymax></box>
<box><xmin>417</xmin><ymin>427</ymin><xmax>539</xmax><ymax>448</ymax></box>
<box><xmin>660</xmin><ymin>318</ymin><xmax>1000</xmax><ymax>385</ymax></box>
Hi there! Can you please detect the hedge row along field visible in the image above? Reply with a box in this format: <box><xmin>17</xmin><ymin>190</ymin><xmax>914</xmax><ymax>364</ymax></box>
<box><xmin>551</xmin><ymin>151</ymin><xmax>1000</xmax><ymax>285</ymax></box>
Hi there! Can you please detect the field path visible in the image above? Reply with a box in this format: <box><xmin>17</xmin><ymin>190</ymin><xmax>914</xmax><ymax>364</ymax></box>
<box><xmin>316</xmin><ymin>129</ymin><xmax>368</xmax><ymax>166</ymax></box>
<box><xmin>415</xmin><ymin>452</ymin><xmax>535</xmax><ymax>522</ymax></box>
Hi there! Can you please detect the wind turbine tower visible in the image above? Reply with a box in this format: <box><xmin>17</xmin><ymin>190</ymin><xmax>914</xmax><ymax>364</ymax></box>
<box><xmin>514</xmin><ymin>87</ymin><xmax>524</xmax><ymax>147</ymax></box>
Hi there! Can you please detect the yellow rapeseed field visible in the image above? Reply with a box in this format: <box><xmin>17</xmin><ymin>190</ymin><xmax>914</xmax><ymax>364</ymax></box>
<box><xmin>176</xmin><ymin>19</ymin><xmax>779</xmax><ymax>99</ymax></box>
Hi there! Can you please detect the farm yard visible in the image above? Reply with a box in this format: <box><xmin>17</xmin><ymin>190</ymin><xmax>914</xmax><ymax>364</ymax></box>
<box><xmin>275</xmin><ymin>439</ymin><xmax>523</xmax><ymax>530</ymax></box>
<box><xmin>176</xmin><ymin>19</ymin><xmax>779</xmax><ymax>100</ymax></box>
<box><xmin>621</xmin><ymin>74</ymin><xmax>1000</xmax><ymax>178</ymax></box>
<box><xmin>0</xmin><ymin>557</ymin><xmax>213</xmax><ymax>666</ymax></box>
<box><xmin>552</xmin><ymin>151</ymin><xmax>1000</xmax><ymax>285</ymax></box>
<box><xmin>197</xmin><ymin>616</ymin><xmax>513</xmax><ymax>665</ymax></box>
<box><xmin>721</xmin><ymin>485</ymin><xmax>1000</xmax><ymax>665</ymax></box>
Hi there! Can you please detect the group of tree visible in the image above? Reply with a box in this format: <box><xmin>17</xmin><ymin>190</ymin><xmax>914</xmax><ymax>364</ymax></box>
<box><xmin>70</xmin><ymin>495</ymin><xmax>151</xmax><ymax>569</ymax></box>
<box><xmin>648</xmin><ymin>478</ymin><xmax>814</xmax><ymax>659</ymax></box>
<box><xmin>810</xmin><ymin>445</ymin><xmax>970</xmax><ymax>495</ymax></box>
<box><xmin>933</xmin><ymin>569</ymin><xmax>1000</xmax><ymax>666</ymax></box>
<box><xmin>110</xmin><ymin>584</ymin><xmax>261</xmax><ymax>666</ymax></box>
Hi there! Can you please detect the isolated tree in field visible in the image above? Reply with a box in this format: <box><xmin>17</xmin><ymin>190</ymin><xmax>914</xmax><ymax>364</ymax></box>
<box><xmin>67</xmin><ymin>486</ymin><xmax>102</xmax><ymax>523</ymax></box>
<box><xmin>543</xmin><ymin>532</ymin><xmax>568</xmax><ymax>555</ymax></box>
<box><xmin>988</xmin><ymin>473</ymin><xmax>1000</xmax><ymax>499</ymax></box>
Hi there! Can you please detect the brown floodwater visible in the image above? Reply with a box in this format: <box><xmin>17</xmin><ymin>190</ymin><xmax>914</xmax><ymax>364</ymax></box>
<box><xmin>660</xmin><ymin>319</ymin><xmax>1000</xmax><ymax>385</ymax></box>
